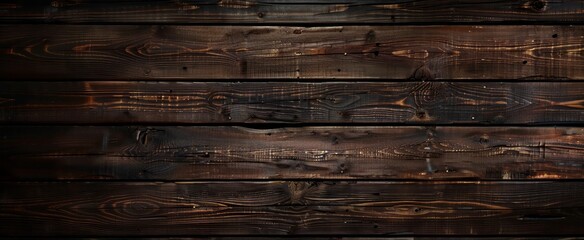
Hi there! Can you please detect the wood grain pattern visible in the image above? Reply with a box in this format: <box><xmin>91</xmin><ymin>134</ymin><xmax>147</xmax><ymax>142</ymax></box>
<box><xmin>2</xmin><ymin>126</ymin><xmax>583</xmax><ymax>180</ymax></box>
<box><xmin>1</xmin><ymin>25</ymin><xmax>583</xmax><ymax>80</ymax></box>
<box><xmin>3</xmin><ymin>181</ymin><xmax>583</xmax><ymax>208</ymax></box>
<box><xmin>1</xmin><ymin>0</ymin><xmax>583</xmax><ymax>238</ymax></box>
<box><xmin>1</xmin><ymin>0</ymin><xmax>583</xmax><ymax>24</ymax></box>
<box><xmin>4</xmin><ymin>81</ymin><xmax>584</xmax><ymax>124</ymax></box>
<box><xmin>1</xmin><ymin>181</ymin><xmax>583</xmax><ymax>236</ymax></box>
<box><xmin>3</xmin><ymin>206</ymin><xmax>582</xmax><ymax>236</ymax></box>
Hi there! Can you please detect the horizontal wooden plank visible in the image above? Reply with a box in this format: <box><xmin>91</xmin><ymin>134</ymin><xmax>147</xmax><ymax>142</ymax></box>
<box><xmin>3</xmin><ymin>181</ymin><xmax>583</xmax><ymax>208</ymax></box>
<box><xmin>2</xmin><ymin>126</ymin><xmax>583</xmax><ymax>180</ymax></box>
<box><xmin>3</xmin><ymin>206</ymin><xmax>582</xmax><ymax>236</ymax></box>
<box><xmin>0</xmin><ymin>25</ymin><xmax>582</xmax><ymax>80</ymax></box>
<box><xmin>1</xmin><ymin>0</ymin><xmax>583</xmax><ymax>24</ymax></box>
<box><xmin>4</xmin><ymin>81</ymin><xmax>584</xmax><ymax>124</ymax></box>
<box><xmin>1</xmin><ymin>182</ymin><xmax>583</xmax><ymax>236</ymax></box>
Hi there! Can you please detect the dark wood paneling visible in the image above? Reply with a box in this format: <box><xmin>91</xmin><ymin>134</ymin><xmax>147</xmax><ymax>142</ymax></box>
<box><xmin>1</xmin><ymin>181</ymin><xmax>583</xmax><ymax>236</ymax></box>
<box><xmin>3</xmin><ymin>181</ymin><xmax>583</xmax><ymax>208</ymax></box>
<box><xmin>1</xmin><ymin>1</ymin><xmax>582</xmax><ymax>238</ymax></box>
<box><xmin>4</xmin><ymin>81</ymin><xmax>584</xmax><ymax>124</ymax></box>
<box><xmin>3</xmin><ymin>206</ymin><xmax>582</xmax><ymax>236</ymax></box>
<box><xmin>1</xmin><ymin>25</ymin><xmax>582</xmax><ymax>80</ymax></box>
<box><xmin>1</xmin><ymin>0</ymin><xmax>583</xmax><ymax>24</ymax></box>
<box><xmin>2</xmin><ymin>126</ymin><xmax>583</xmax><ymax>180</ymax></box>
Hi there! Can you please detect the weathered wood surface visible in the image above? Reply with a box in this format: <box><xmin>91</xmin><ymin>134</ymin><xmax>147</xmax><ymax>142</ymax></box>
<box><xmin>1</xmin><ymin>25</ymin><xmax>582</xmax><ymax>80</ymax></box>
<box><xmin>4</xmin><ymin>81</ymin><xmax>584</xmax><ymax>124</ymax></box>
<box><xmin>4</xmin><ymin>181</ymin><xmax>583</xmax><ymax>208</ymax></box>
<box><xmin>3</xmin><ymin>206</ymin><xmax>581</xmax><ymax>236</ymax></box>
<box><xmin>2</xmin><ymin>126</ymin><xmax>583</xmax><ymax>180</ymax></box>
<box><xmin>1</xmin><ymin>0</ymin><xmax>583</xmax><ymax>238</ymax></box>
<box><xmin>1</xmin><ymin>181</ymin><xmax>583</xmax><ymax>236</ymax></box>
<box><xmin>1</xmin><ymin>0</ymin><xmax>583</xmax><ymax>24</ymax></box>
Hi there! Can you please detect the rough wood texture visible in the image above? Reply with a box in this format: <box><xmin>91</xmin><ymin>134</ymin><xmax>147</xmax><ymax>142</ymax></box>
<box><xmin>2</xmin><ymin>0</ymin><xmax>584</xmax><ymax>238</ymax></box>
<box><xmin>0</xmin><ymin>181</ymin><xmax>584</xmax><ymax>208</ymax></box>
<box><xmin>1</xmin><ymin>25</ymin><xmax>583</xmax><ymax>80</ymax></box>
<box><xmin>2</xmin><ymin>126</ymin><xmax>583</xmax><ymax>180</ymax></box>
<box><xmin>1</xmin><ymin>0</ymin><xmax>583</xmax><ymax>24</ymax></box>
<box><xmin>3</xmin><ymin>206</ymin><xmax>582</xmax><ymax>236</ymax></box>
<box><xmin>6</xmin><ymin>181</ymin><xmax>584</xmax><ymax>208</ymax></box>
<box><xmin>1</xmin><ymin>181</ymin><xmax>583</xmax><ymax>236</ymax></box>
<box><xmin>4</xmin><ymin>81</ymin><xmax>584</xmax><ymax>124</ymax></box>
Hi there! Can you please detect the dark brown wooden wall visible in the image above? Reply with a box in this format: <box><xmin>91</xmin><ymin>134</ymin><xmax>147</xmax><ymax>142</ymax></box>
<box><xmin>1</xmin><ymin>0</ymin><xmax>584</xmax><ymax>239</ymax></box>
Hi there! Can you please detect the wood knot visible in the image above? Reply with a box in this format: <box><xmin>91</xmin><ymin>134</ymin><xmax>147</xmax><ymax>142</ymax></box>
<box><xmin>410</xmin><ymin>65</ymin><xmax>435</xmax><ymax>81</ymax></box>
<box><xmin>257</xmin><ymin>12</ymin><xmax>265</xmax><ymax>18</ymax></box>
<box><xmin>123</xmin><ymin>201</ymin><xmax>160</xmax><ymax>217</ymax></box>
<box><xmin>479</xmin><ymin>134</ymin><xmax>489</xmax><ymax>144</ymax></box>
<box><xmin>411</xmin><ymin>82</ymin><xmax>446</xmax><ymax>111</ymax></box>
<box><xmin>287</xmin><ymin>182</ymin><xmax>316</xmax><ymax>205</ymax></box>
<box><xmin>529</xmin><ymin>0</ymin><xmax>547</xmax><ymax>11</ymax></box>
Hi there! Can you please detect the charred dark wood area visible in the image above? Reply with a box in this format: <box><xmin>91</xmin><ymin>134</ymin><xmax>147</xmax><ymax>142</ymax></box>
<box><xmin>0</xmin><ymin>25</ymin><xmax>582</xmax><ymax>80</ymax></box>
<box><xmin>1</xmin><ymin>0</ymin><xmax>583</xmax><ymax>238</ymax></box>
